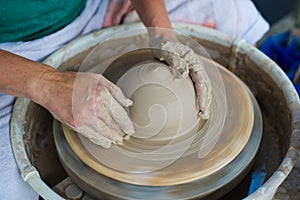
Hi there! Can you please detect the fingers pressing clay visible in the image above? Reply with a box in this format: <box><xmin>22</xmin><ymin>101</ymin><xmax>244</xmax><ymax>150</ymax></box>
<box><xmin>96</xmin><ymin>111</ymin><xmax>127</xmax><ymax>137</ymax></box>
<box><xmin>100</xmin><ymin>88</ymin><xmax>135</xmax><ymax>136</ymax></box>
<box><xmin>94</xmin><ymin>98</ymin><xmax>125</xmax><ymax>139</ymax></box>
<box><xmin>189</xmin><ymin>69</ymin><xmax>211</xmax><ymax>119</ymax></box>
<box><xmin>111</xmin><ymin>86</ymin><xmax>133</xmax><ymax>107</ymax></box>
<box><xmin>71</xmin><ymin>73</ymin><xmax>134</xmax><ymax>149</ymax></box>
<box><xmin>89</xmin><ymin>137</ymin><xmax>112</xmax><ymax>149</ymax></box>
<box><xmin>76</xmin><ymin>125</ymin><xmax>113</xmax><ymax>149</ymax></box>
<box><xmin>99</xmin><ymin>75</ymin><xmax>133</xmax><ymax>107</ymax></box>
<box><xmin>157</xmin><ymin>41</ymin><xmax>212</xmax><ymax>119</ymax></box>
<box><xmin>95</xmin><ymin>119</ymin><xmax>124</xmax><ymax>145</ymax></box>
<box><xmin>161</xmin><ymin>42</ymin><xmax>189</xmax><ymax>78</ymax></box>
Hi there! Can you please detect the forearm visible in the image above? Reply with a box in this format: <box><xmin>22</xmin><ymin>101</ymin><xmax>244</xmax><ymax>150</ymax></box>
<box><xmin>130</xmin><ymin>0</ymin><xmax>172</xmax><ymax>29</ymax></box>
<box><xmin>0</xmin><ymin>50</ymin><xmax>58</xmax><ymax>106</ymax></box>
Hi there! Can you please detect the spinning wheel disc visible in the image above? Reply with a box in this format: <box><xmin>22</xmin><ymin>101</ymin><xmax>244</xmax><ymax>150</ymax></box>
<box><xmin>62</xmin><ymin>51</ymin><xmax>254</xmax><ymax>186</ymax></box>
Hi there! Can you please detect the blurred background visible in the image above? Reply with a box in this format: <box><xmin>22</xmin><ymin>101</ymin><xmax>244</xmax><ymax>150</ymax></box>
<box><xmin>253</xmin><ymin>0</ymin><xmax>300</xmax><ymax>94</ymax></box>
<box><xmin>253</xmin><ymin>0</ymin><xmax>295</xmax><ymax>25</ymax></box>
<box><xmin>250</xmin><ymin>2</ymin><xmax>300</xmax><ymax>199</ymax></box>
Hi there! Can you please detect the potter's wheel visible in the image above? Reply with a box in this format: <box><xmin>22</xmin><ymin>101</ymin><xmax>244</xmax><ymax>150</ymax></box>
<box><xmin>53</xmin><ymin>49</ymin><xmax>262</xmax><ymax>199</ymax></box>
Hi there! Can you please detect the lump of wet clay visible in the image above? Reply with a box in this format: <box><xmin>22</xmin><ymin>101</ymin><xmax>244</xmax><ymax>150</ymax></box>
<box><xmin>117</xmin><ymin>61</ymin><xmax>201</xmax><ymax>141</ymax></box>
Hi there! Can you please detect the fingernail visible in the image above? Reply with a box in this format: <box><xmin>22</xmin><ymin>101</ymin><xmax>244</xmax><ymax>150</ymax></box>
<box><xmin>199</xmin><ymin>110</ymin><xmax>209</xmax><ymax>119</ymax></box>
<box><xmin>116</xmin><ymin>134</ymin><xmax>124</xmax><ymax>143</ymax></box>
<box><xmin>103</xmin><ymin>141</ymin><xmax>112</xmax><ymax>149</ymax></box>
<box><xmin>126</xmin><ymin>99</ymin><xmax>133</xmax><ymax>107</ymax></box>
<box><xmin>124</xmin><ymin>124</ymin><xmax>135</xmax><ymax>135</ymax></box>
<box><xmin>124</xmin><ymin>135</ymin><xmax>130</xmax><ymax>140</ymax></box>
<box><xmin>198</xmin><ymin>110</ymin><xmax>202</xmax><ymax>117</ymax></box>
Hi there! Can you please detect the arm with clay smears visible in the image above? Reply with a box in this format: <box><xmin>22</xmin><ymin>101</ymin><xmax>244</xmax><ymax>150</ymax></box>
<box><xmin>0</xmin><ymin>49</ymin><xmax>134</xmax><ymax>148</ymax></box>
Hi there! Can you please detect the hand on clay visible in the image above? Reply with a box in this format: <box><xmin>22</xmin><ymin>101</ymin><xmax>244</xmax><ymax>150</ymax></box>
<box><xmin>150</xmin><ymin>35</ymin><xmax>212</xmax><ymax>119</ymax></box>
<box><xmin>46</xmin><ymin>71</ymin><xmax>135</xmax><ymax>148</ymax></box>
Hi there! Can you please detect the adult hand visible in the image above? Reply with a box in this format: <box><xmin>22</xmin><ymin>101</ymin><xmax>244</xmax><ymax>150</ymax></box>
<box><xmin>39</xmin><ymin>71</ymin><xmax>135</xmax><ymax>148</ymax></box>
<box><xmin>150</xmin><ymin>34</ymin><xmax>212</xmax><ymax>119</ymax></box>
<box><xmin>0</xmin><ymin>50</ymin><xmax>134</xmax><ymax>148</ymax></box>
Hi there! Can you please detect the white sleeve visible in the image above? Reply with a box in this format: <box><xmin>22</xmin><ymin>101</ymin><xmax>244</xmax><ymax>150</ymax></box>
<box><xmin>213</xmin><ymin>0</ymin><xmax>270</xmax><ymax>44</ymax></box>
<box><xmin>124</xmin><ymin>0</ymin><xmax>270</xmax><ymax>45</ymax></box>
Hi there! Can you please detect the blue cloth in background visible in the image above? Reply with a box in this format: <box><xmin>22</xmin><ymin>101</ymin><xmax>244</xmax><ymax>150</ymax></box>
<box><xmin>260</xmin><ymin>31</ymin><xmax>300</xmax><ymax>93</ymax></box>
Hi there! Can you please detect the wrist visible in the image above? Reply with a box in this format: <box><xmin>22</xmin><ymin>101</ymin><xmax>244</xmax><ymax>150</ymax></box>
<box><xmin>27</xmin><ymin>65</ymin><xmax>61</xmax><ymax>108</ymax></box>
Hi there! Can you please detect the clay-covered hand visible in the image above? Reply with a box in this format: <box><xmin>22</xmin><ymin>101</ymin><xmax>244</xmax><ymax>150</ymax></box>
<box><xmin>45</xmin><ymin>71</ymin><xmax>135</xmax><ymax>148</ymax></box>
<box><xmin>151</xmin><ymin>37</ymin><xmax>212</xmax><ymax>119</ymax></box>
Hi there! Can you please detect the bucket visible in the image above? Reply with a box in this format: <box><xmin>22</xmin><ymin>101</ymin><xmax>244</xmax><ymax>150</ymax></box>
<box><xmin>11</xmin><ymin>23</ymin><xmax>300</xmax><ymax>200</ymax></box>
